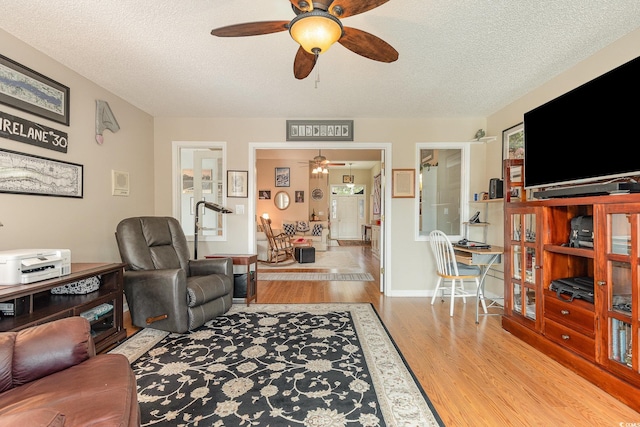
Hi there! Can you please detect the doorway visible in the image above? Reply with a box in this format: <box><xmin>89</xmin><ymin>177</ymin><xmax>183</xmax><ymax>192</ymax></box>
<box><xmin>330</xmin><ymin>190</ymin><xmax>365</xmax><ymax>240</ymax></box>
<box><xmin>248</xmin><ymin>142</ymin><xmax>391</xmax><ymax>293</ymax></box>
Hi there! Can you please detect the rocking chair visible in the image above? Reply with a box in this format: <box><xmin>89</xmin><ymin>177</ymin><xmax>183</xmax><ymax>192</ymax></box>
<box><xmin>260</xmin><ymin>216</ymin><xmax>295</xmax><ymax>264</ymax></box>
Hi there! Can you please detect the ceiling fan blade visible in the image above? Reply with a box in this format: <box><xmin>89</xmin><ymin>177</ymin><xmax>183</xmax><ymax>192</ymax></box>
<box><xmin>339</xmin><ymin>27</ymin><xmax>398</xmax><ymax>62</ymax></box>
<box><xmin>211</xmin><ymin>21</ymin><xmax>289</xmax><ymax>37</ymax></box>
<box><xmin>290</xmin><ymin>0</ymin><xmax>313</xmax><ymax>12</ymax></box>
<box><xmin>329</xmin><ymin>0</ymin><xmax>389</xmax><ymax>18</ymax></box>
<box><xmin>293</xmin><ymin>46</ymin><xmax>317</xmax><ymax>79</ymax></box>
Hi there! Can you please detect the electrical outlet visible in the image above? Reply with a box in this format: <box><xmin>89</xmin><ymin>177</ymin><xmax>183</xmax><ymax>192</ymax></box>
<box><xmin>235</xmin><ymin>205</ymin><xmax>244</xmax><ymax>215</ymax></box>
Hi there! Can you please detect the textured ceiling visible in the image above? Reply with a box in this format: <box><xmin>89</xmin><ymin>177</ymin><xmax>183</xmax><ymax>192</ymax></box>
<box><xmin>1</xmin><ymin>1</ymin><xmax>639</xmax><ymax>119</ymax></box>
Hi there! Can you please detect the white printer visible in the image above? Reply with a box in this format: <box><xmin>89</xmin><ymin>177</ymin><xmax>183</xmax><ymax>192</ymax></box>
<box><xmin>0</xmin><ymin>249</ymin><xmax>71</xmax><ymax>285</ymax></box>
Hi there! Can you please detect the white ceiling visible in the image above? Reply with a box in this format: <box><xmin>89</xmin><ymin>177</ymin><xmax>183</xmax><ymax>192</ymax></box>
<box><xmin>1</xmin><ymin>1</ymin><xmax>639</xmax><ymax>120</ymax></box>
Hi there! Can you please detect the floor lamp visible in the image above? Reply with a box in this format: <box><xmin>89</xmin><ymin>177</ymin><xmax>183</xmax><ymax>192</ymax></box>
<box><xmin>194</xmin><ymin>200</ymin><xmax>232</xmax><ymax>259</ymax></box>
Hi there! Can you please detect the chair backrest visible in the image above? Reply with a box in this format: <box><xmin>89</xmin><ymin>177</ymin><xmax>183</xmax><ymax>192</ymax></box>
<box><xmin>429</xmin><ymin>230</ymin><xmax>461</xmax><ymax>278</ymax></box>
<box><xmin>115</xmin><ymin>216</ymin><xmax>191</xmax><ymax>271</ymax></box>
<box><xmin>260</xmin><ymin>216</ymin><xmax>280</xmax><ymax>249</ymax></box>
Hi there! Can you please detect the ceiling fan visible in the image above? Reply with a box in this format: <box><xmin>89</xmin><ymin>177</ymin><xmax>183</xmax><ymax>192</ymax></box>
<box><xmin>211</xmin><ymin>0</ymin><xmax>399</xmax><ymax>79</ymax></box>
<box><xmin>301</xmin><ymin>150</ymin><xmax>345</xmax><ymax>173</ymax></box>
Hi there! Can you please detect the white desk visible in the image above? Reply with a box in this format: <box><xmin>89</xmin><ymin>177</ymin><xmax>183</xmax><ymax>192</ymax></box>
<box><xmin>454</xmin><ymin>244</ymin><xmax>504</xmax><ymax>323</ymax></box>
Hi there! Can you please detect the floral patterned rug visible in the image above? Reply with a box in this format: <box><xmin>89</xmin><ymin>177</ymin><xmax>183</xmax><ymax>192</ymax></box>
<box><xmin>111</xmin><ymin>303</ymin><xmax>444</xmax><ymax>427</ymax></box>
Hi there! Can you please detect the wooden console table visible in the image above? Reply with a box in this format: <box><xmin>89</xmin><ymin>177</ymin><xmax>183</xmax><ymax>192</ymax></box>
<box><xmin>0</xmin><ymin>263</ymin><xmax>126</xmax><ymax>353</ymax></box>
<box><xmin>205</xmin><ymin>254</ymin><xmax>257</xmax><ymax>306</ymax></box>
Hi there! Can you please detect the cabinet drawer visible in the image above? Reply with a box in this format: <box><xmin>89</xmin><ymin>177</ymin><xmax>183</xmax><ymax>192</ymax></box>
<box><xmin>544</xmin><ymin>295</ymin><xmax>595</xmax><ymax>336</ymax></box>
<box><xmin>545</xmin><ymin>319</ymin><xmax>595</xmax><ymax>361</ymax></box>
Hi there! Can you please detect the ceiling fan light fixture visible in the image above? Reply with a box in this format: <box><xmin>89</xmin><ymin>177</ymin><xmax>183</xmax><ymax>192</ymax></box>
<box><xmin>289</xmin><ymin>10</ymin><xmax>343</xmax><ymax>55</ymax></box>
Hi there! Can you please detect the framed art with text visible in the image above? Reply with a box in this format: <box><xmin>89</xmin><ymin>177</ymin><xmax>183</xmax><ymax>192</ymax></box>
<box><xmin>0</xmin><ymin>54</ymin><xmax>70</xmax><ymax>125</ymax></box>
<box><xmin>286</xmin><ymin>120</ymin><xmax>354</xmax><ymax>141</ymax></box>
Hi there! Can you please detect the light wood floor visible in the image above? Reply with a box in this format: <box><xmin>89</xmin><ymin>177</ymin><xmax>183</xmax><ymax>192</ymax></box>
<box><xmin>124</xmin><ymin>244</ymin><xmax>640</xmax><ymax>426</ymax></box>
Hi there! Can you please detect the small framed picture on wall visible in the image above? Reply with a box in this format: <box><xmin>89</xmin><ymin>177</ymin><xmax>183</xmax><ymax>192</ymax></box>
<box><xmin>275</xmin><ymin>167</ymin><xmax>290</xmax><ymax>187</ymax></box>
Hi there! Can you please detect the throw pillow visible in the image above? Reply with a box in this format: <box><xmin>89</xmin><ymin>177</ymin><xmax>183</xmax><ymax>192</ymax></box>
<box><xmin>296</xmin><ymin>220</ymin><xmax>310</xmax><ymax>233</ymax></box>
<box><xmin>282</xmin><ymin>223</ymin><xmax>296</xmax><ymax>235</ymax></box>
<box><xmin>312</xmin><ymin>223</ymin><xmax>323</xmax><ymax>236</ymax></box>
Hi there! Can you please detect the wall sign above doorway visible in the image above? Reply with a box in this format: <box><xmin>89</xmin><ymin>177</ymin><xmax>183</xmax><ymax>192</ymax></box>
<box><xmin>286</xmin><ymin>120</ymin><xmax>353</xmax><ymax>141</ymax></box>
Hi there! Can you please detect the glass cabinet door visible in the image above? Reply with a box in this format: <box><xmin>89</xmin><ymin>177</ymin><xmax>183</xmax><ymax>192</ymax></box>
<box><xmin>508</xmin><ymin>209</ymin><xmax>538</xmax><ymax>324</ymax></box>
<box><xmin>600</xmin><ymin>210</ymin><xmax>638</xmax><ymax>378</ymax></box>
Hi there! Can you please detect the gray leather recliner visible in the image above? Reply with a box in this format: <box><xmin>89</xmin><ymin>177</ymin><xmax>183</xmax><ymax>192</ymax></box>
<box><xmin>115</xmin><ymin>216</ymin><xmax>233</xmax><ymax>333</ymax></box>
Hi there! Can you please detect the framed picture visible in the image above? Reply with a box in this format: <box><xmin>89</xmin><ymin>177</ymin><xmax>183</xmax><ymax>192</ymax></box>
<box><xmin>503</xmin><ymin>122</ymin><xmax>524</xmax><ymax>162</ymax></box>
<box><xmin>295</xmin><ymin>190</ymin><xmax>304</xmax><ymax>203</ymax></box>
<box><xmin>0</xmin><ymin>54</ymin><xmax>70</xmax><ymax>125</ymax></box>
<box><xmin>342</xmin><ymin>174</ymin><xmax>354</xmax><ymax>184</ymax></box>
<box><xmin>227</xmin><ymin>170</ymin><xmax>248</xmax><ymax>198</ymax></box>
<box><xmin>286</xmin><ymin>120</ymin><xmax>354</xmax><ymax>141</ymax></box>
<box><xmin>0</xmin><ymin>148</ymin><xmax>83</xmax><ymax>198</ymax></box>
<box><xmin>275</xmin><ymin>167</ymin><xmax>290</xmax><ymax>187</ymax></box>
<box><xmin>259</xmin><ymin>190</ymin><xmax>271</xmax><ymax>200</ymax></box>
<box><xmin>392</xmin><ymin>169</ymin><xmax>415</xmax><ymax>198</ymax></box>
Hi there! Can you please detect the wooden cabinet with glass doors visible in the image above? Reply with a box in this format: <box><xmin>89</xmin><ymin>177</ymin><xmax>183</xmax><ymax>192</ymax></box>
<box><xmin>595</xmin><ymin>204</ymin><xmax>639</xmax><ymax>386</ymax></box>
<box><xmin>503</xmin><ymin>194</ymin><xmax>640</xmax><ymax>412</ymax></box>
<box><xmin>504</xmin><ymin>207</ymin><xmax>541</xmax><ymax>328</ymax></box>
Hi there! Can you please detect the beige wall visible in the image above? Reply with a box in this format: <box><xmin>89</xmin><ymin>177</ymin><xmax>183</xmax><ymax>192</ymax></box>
<box><xmin>0</xmin><ymin>30</ymin><xmax>154</xmax><ymax>263</ymax></box>
<box><xmin>3</xmin><ymin>26</ymin><xmax>639</xmax><ymax>295</ymax></box>
<box><xmin>153</xmin><ymin>118</ymin><xmax>485</xmax><ymax>295</ymax></box>
<box><xmin>481</xmin><ymin>28</ymin><xmax>640</xmax><ymax>298</ymax></box>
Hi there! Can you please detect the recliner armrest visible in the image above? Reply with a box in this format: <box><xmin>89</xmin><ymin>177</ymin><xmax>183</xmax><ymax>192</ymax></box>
<box><xmin>189</xmin><ymin>257</ymin><xmax>233</xmax><ymax>278</ymax></box>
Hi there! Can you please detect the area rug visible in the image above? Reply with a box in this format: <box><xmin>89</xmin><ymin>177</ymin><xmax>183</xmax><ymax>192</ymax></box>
<box><xmin>259</xmin><ymin>250</ymin><xmax>360</xmax><ymax>270</ymax></box>
<box><xmin>111</xmin><ymin>303</ymin><xmax>443</xmax><ymax>427</ymax></box>
<box><xmin>258</xmin><ymin>272</ymin><xmax>374</xmax><ymax>281</ymax></box>
<box><xmin>338</xmin><ymin>240</ymin><xmax>372</xmax><ymax>246</ymax></box>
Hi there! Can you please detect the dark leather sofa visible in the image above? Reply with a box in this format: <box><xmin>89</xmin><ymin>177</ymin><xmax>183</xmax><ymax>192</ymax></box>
<box><xmin>0</xmin><ymin>317</ymin><xmax>139</xmax><ymax>426</ymax></box>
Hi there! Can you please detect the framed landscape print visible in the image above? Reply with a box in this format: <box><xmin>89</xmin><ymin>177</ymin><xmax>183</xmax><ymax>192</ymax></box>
<box><xmin>503</xmin><ymin>122</ymin><xmax>524</xmax><ymax>161</ymax></box>
<box><xmin>0</xmin><ymin>54</ymin><xmax>70</xmax><ymax>125</ymax></box>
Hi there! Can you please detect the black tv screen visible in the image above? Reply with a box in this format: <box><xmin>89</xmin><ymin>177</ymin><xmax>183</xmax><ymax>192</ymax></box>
<box><xmin>524</xmin><ymin>55</ymin><xmax>640</xmax><ymax>189</ymax></box>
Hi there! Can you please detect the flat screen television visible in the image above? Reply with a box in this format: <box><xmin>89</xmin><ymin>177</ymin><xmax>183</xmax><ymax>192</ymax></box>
<box><xmin>524</xmin><ymin>55</ymin><xmax>640</xmax><ymax>190</ymax></box>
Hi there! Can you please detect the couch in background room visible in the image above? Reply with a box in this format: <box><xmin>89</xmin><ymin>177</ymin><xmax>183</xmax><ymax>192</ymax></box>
<box><xmin>257</xmin><ymin>220</ymin><xmax>328</xmax><ymax>261</ymax></box>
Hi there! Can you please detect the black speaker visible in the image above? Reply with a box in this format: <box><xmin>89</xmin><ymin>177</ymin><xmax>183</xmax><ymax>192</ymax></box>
<box><xmin>489</xmin><ymin>178</ymin><xmax>503</xmax><ymax>199</ymax></box>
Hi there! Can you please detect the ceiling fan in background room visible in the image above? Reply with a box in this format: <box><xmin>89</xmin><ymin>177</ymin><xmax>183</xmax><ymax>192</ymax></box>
<box><xmin>210</xmin><ymin>0</ymin><xmax>399</xmax><ymax>79</ymax></box>
<box><xmin>301</xmin><ymin>150</ymin><xmax>345</xmax><ymax>174</ymax></box>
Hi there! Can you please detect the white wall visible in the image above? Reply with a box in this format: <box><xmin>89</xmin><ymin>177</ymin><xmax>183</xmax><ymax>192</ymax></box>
<box><xmin>0</xmin><ymin>29</ymin><xmax>155</xmax><ymax>263</ymax></box>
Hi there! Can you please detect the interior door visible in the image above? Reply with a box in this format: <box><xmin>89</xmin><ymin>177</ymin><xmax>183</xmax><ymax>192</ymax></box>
<box><xmin>337</xmin><ymin>196</ymin><xmax>360</xmax><ymax>238</ymax></box>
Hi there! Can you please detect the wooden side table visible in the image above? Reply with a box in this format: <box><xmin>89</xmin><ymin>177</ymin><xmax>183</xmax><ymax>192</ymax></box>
<box><xmin>205</xmin><ymin>254</ymin><xmax>257</xmax><ymax>306</ymax></box>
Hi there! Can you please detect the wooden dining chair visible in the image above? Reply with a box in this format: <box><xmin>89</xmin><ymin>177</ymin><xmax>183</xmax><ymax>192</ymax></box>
<box><xmin>429</xmin><ymin>230</ymin><xmax>487</xmax><ymax>317</ymax></box>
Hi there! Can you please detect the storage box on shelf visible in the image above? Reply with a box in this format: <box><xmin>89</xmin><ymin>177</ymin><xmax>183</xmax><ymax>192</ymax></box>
<box><xmin>503</xmin><ymin>192</ymin><xmax>640</xmax><ymax>412</ymax></box>
<box><xmin>0</xmin><ymin>263</ymin><xmax>126</xmax><ymax>353</ymax></box>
